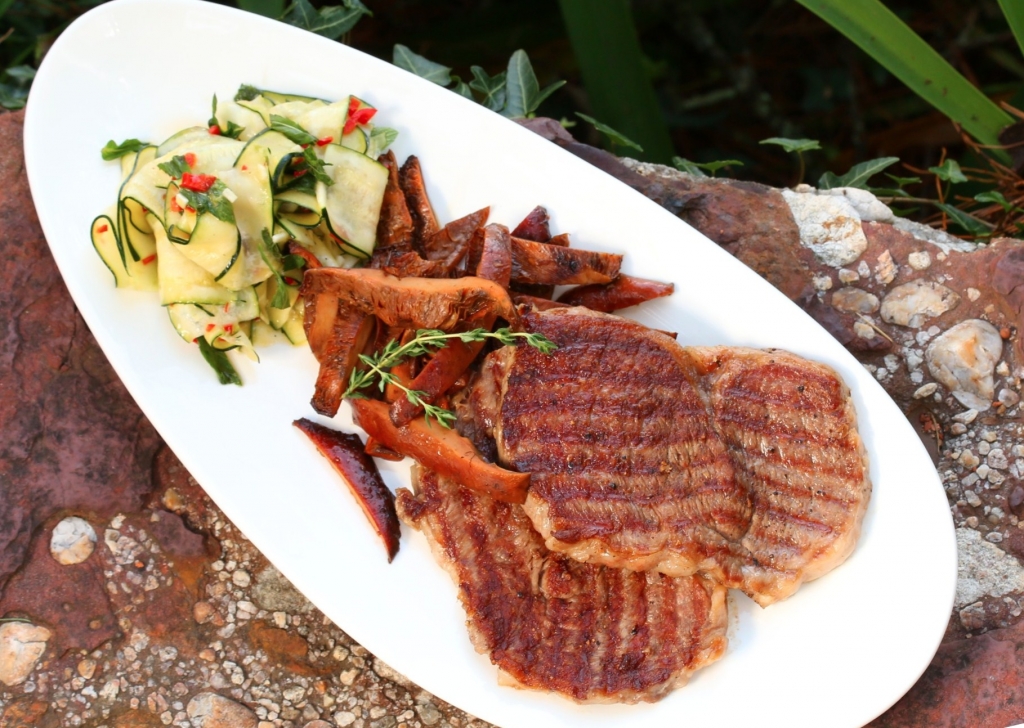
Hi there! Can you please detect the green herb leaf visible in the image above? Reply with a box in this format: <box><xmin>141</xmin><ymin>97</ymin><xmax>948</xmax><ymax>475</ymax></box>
<box><xmin>934</xmin><ymin>203</ymin><xmax>991</xmax><ymax>235</ymax></box>
<box><xmin>101</xmin><ymin>138</ymin><xmax>151</xmax><ymax>162</ymax></box>
<box><xmin>178</xmin><ymin>180</ymin><xmax>236</xmax><ymax>224</ymax></box>
<box><xmin>819</xmin><ymin>156</ymin><xmax>900</xmax><ymax>190</ymax></box>
<box><xmin>281</xmin><ymin>253</ymin><xmax>308</xmax><ymax>271</ymax></box>
<box><xmin>393</xmin><ymin>44</ymin><xmax>451</xmax><ymax>86</ymax></box>
<box><xmin>367</xmin><ymin>127</ymin><xmax>399</xmax><ymax>158</ymax></box>
<box><xmin>269</xmin><ymin>114</ymin><xmax>317</xmax><ymax>146</ymax></box>
<box><xmin>234</xmin><ymin>84</ymin><xmax>262</xmax><ymax>102</ymax></box>
<box><xmin>222</xmin><ymin>121</ymin><xmax>245</xmax><ymax>140</ymax></box>
<box><xmin>259</xmin><ymin>229</ymin><xmax>291</xmax><ymax>309</ymax></box>
<box><xmin>575</xmin><ymin>112</ymin><xmax>644</xmax><ymax>152</ymax></box>
<box><xmin>300</xmin><ymin>145</ymin><xmax>333</xmax><ymax>186</ymax></box>
<box><xmin>158</xmin><ymin>154</ymin><xmax>193</xmax><ymax>178</ymax></box>
<box><xmin>469</xmin><ymin>66</ymin><xmax>507</xmax><ymax>111</ymax></box>
<box><xmin>283</xmin><ymin>0</ymin><xmax>371</xmax><ymax>39</ymax></box>
<box><xmin>974</xmin><ymin>190</ymin><xmax>1013</xmax><ymax>211</ymax></box>
<box><xmin>198</xmin><ymin>337</ymin><xmax>242</xmax><ymax>386</ymax></box>
<box><xmin>671</xmin><ymin>157</ymin><xmax>708</xmax><ymax>177</ymax></box>
<box><xmin>209</xmin><ymin>93</ymin><xmax>219</xmax><ymax>128</ymax></box>
<box><xmin>929</xmin><ymin>159</ymin><xmax>968</xmax><ymax>184</ymax></box>
<box><xmin>759</xmin><ymin>137</ymin><xmax>822</xmax><ymax>154</ymax></box>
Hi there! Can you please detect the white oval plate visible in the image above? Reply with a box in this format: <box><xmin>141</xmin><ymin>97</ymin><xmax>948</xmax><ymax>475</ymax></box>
<box><xmin>24</xmin><ymin>1</ymin><xmax>956</xmax><ymax>725</ymax></box>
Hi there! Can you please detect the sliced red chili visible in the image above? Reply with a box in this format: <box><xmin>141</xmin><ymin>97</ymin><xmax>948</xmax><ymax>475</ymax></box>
<box><xmin>141</xmin><ymin>254</ymin><xmax>157</xmax><ymax>265</ymax></box>
<box><xmin>293</xmin><ymin>169</ymin><xmax>307</xmax><ymax>178</ymax></box>
<box><xmin>96</xmin><ymin>223</ymin><xmax>109</xmax><ymax>234</ymax></box>
<box><xmin>283</xmin><ymin>276</ymin><xmax>300</xmax><ymax>286</ymax></box>
<box><xmin>169</xmin><ymin>196</ymin><xmax>182</xmax><ymax>213</ymax></box>
<box><xmin>184</xmin><ymin>152</ymin><xmax>197</xmax><ymax>168</ymax></box>
<box><xmin>208</xmin><ymin>124</ymin><xmax>221</xmax><ymax>135</ymax></box>
<box><xmin>316</xmin><ymin>136</ymin><xmax>333</xmax><ymax>147</ymax></box>
<box><xmin>224</xmin><ymin>324</ymin><xmax>234</xmax><ymax>333</ymax></box>
<box><xmin>343</xmin><ymin>106</ymin><xmax>376</xmax><ymax>135</ymax></box>
<box><xmin>181</xmin><ymin>173</ymin><xmax>217</xmax><ymax>192</ymax></box>
<box><xmin>205</xmin><ymin>323</ymin><xmax>216</xmax><ymax>332</ymax></box>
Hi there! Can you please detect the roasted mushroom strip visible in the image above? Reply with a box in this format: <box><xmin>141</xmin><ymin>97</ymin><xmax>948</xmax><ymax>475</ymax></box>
<box><xmin>557</xmin><ymin>275</ymin><xmax>675</xmax><ymax>312</ymax></box>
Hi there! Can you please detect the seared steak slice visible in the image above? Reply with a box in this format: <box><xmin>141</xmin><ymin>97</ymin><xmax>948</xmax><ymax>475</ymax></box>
<box><xmin>689</xmin><ymin>346</ymin><xmax>871</xmax><ymax>603</ymax></box>
<box><xmin>470</xmin><ymin>307</ymin><xmax>870</xmax><ymax>606</ymax></box>
<box><xmin>396</xmin><ymin>469</ymin><xmax>728</xmax><ymax>704</ymax></box>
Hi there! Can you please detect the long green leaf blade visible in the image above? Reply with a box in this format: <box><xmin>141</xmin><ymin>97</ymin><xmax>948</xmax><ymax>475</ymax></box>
<box><xmin>393</xmin><ymin>44</ymin><xmax>452</xmax><ymax>86</ymax></box>
<box><xmin>999</xmin><ymin>0</ymin><xmax>1024</xmax><ymax>62</ymax></box>
<box><xmin>795</xmin><ymin>0</ymin><xmax>1013</xmax><ymax>150</ymax></box>
<box><xmin>558</xmin><ymin>0</ymin><xmax>675</xmax><ymax>162</ymax></box>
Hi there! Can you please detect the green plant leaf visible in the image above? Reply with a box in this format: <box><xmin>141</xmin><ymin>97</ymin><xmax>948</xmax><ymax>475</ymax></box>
<box><xmin>818</xmin><ymin>156</ymin><xmax>899</xmax><ymax>189</ymax></box>
<box><xmin>269</xmin><ymin>114</ymin><xmax>318</xmax><ymax>146</ymax></box>
<box><xmin>4</xmin><ymin>64</ymin><xmax>34</xmax><ymax>83</ymax></box>
<box><xmin>975</xmin><ymin>190</ymin><xmax>1013</xmax><ymax>211</ymax></box>
<box><xmin>197</xmin><ymin>337</ymin><xmax>242</xmax><ymax>386</ymax></box>
<box><xmin>158</xmin><ymin>154</ymin><xmax>192</xmax><ymax>178</ymax></box>
<box><xmin>450</xmin><ymin>75</ymin><xmax>474</xmax><ymax>100</ymax></box>
<box><xmin>672</xmin><ymin>157</ymin><xmax>707</xmax><ymax>177</ymax></box>
<box><xmin>886</xmin><ymin>173</ymin><xmax>921</xmax><ymax>186</ymax></box>
<box><xmin>235</xmin><ymin>84</ymin><xmax>262</xmax><ymax>102</ymax></box>
<box><xmin>282</xmin><ymin>0</ymin><xmax>370</xmax><ymax>39</ymax></box>
<box><xmin>929</xmin><ymin>159</ymin><xmax>968</xmax><ymax>184</ymax></box>
<box><xmin>367</xmin><ymin>127</ymin><xmax>399</xmax><ymax>158</ymax></box>
<box><xmin>503</xmin><ymin>49</ymin><xmax>539</xmax><ymax>118</ymax></box>
<box><xmin>469</xmin><ymin>66</ymin><xmax>506</xmax><ymax>112</ymax></box>
<box><xmin>576</xmin><ymin>112</ymin><xmax>643</xmax><ymax>152</ymax></box>
<box><xmin>934</xmin><ymin>203</ymin><xmax>991</xmax><ymax>235</ymax></box>
<box><xmin>559</xmin><ymin>0</ymin><xmax>675</xmax><ymax>162</ymax></box>
<box><xmin>999</xmin><ymin>0</ymin><xmax>1024</xmax><ymax>62</ymax></box>
<box><xmin>759</xmin><ymin>137</ymin><xmax>822</xmax><ymax>154</ymax></box>
<box><xmin>237</xmin><ymin>0</ymin><xmax>284</xmax><ymax>18</ymax></box>
<box><xmin>795</xmin><ymin>0</ymin><xmax>1013</xmax><ymax>153</ymax></box>
<box><xmin>694</xmin><ymin>159</ymin><xmax>744</xmax><ymax>175</ymax></box>
<box><xmin>101</xmin><ymin>138</ymin><xmax>150</xmax><ymax>161</ymax></box>
<box><xmin>393</xmin><ymin>44</ymin><xmax>451</xmax><ymax>86</ymax></box>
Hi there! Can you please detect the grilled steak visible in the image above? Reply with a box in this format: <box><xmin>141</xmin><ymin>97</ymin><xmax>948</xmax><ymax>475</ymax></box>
<box><xmin>466</xmin><ymin>306</ymin><xmax>870</xmax><ymax>606</ymax></box>
<box><xmin>396</xmin><ymin>468</ymin><xmax>728</xmax><ymax>704</ymax></box>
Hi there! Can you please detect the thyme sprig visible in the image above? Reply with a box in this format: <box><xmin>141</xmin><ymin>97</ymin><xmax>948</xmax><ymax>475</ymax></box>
<box><xmin>344</xmin><ymin>327</ymin><xmax>556</xmax><ymax>428</ymax></box>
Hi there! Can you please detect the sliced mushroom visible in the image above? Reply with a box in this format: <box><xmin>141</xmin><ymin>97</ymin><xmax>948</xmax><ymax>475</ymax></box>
<box><xmin>294</xmin><ymin>418</ymin><xmax>401</xmax><ymax>561</ymax></box>
<box><xmin>510</xmin><ymin>237</ymin><xmax>621</xmax><ymax>286</ymax></box>
<box><xmin>351</xmin><ymin>399</ymin><xmax>530</xmax><ymax>504</ymax></box>
<box><xmin>302</xmin><ymin>267</ymin><xmax>519</xmax><ymax>331</ymax></box>
<box><xmin>511</xmin><ymin>205</ymin><xmax>551</xmax><ymax>242</ymax></box>
<box><xmin>423</xmin><ymin>207</ymin><xmax>489</xmax><ymax>262</ymax></box>
<box><xmin>399</xmin><ymin>155</ymin><xmax>439</xmax><ymax>247</ymax></box>
<box><xmin>557</xmin><ymin>275</ymin><xmax>674</xmax><ymax>312</ymax></box>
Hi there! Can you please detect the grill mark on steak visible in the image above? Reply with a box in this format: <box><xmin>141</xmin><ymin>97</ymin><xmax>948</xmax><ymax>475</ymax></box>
<box><xmin>470</xmin><ymin>307</ymin><xmax>870</xmax><ymax>606</ymax></box>
<box><xmin>397</xmin><ymin>469</ymin><xmax>728</xmax><ymax>703</ymax></box>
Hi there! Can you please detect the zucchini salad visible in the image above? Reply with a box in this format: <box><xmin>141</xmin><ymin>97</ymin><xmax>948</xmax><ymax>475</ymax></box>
<box><xmin>91</xmin><ymin>85</ymin><xmax>397</xmax><ymax>384</ymax></box>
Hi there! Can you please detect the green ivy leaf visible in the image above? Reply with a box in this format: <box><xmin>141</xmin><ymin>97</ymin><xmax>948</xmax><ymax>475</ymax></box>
<box><xmin>759</xmin><ymin>137</ymin><xmax>822</xmax><ymax>154</ymax></box>
<box><xmin>928</xmin><ymin>159</ymin><xmax>968</xmax><ymax>184</ymax></box>
<box><xmin>576</xmin><ymin>112</ymin><xmax>644</xmax><ymax>152</ymax></box>
<box><xmin>974</xmin><ymin>190</ymin><xmax>1013</xmax><ymax>211</ymax></box>
<box><xmin>469</xmin><ymin>66</ymin><xmax>507</xmax><ymax>112</ymax></box>
<box><xmin>885</xmin><ymin>173</ymin><xmax>921</xmax><ymax>186</ymax></box>
<box><xmin>450</xmin><ymin>75</ymin><xmax>474</xmax><ymax>100</ymax></box>
<box><xmin>282</xmin><ymin>0</ymin><xmax>371</xmax><ymax>40</ymax></box>
<box><xmin>671</xmin><ymin>157</ymin><xmax>708</xmax><ymax>177</ymax></box>
<box><xmin>393</xmin><ymin>44</ymin><xmax>451</xmax><ymax>86</ymax></box>
<box><xmin>301</xmin><ymin>145</ymin><xmax>333</xmax><ymax>186</ymax></box>
<box><xmin>934</xmin><ymin>203</ymin><xmax>991</xmax><ymax>235</ymax></box>
<box><xmin>101</xmin><ymin>138</ymin><xmax>151</xmax><ymax>161</ymax></box>
<box><xmin>502</xmin><ymin>50</ymin><xmax>562</xmax><ymax>118</ymax></box>
<box><xmin>4</xmin><ymin>65</ymin><xmax>35</xmax><ymax>84</ymax></box>
<box><xmin>818</xmin><ymin>157</ymin><xmax>899</xmax><ymax>190</ymax></box>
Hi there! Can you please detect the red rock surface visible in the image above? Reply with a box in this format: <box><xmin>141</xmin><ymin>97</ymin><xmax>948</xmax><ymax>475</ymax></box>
<box><xmin>2</xmin><ymin>107</ymin><xmax>1023</xmax><ymax>727</ymax></box>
